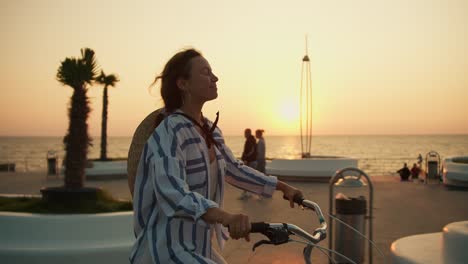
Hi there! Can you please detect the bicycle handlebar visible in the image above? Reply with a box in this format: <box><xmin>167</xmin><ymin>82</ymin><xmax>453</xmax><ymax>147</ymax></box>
<box><xmin>247</xmin><ymin>197</ymin><xmax>369</xmax><ymax>264</ymax></box>
<box><xmin>250</xmin><ymin>198</ymin><xmax>327</xmax><ymax>249</ymax></box>
<box><xmin>251</xmin><ymin>222</ymin><xmax>269</xmax><ymax>233</ymax></box>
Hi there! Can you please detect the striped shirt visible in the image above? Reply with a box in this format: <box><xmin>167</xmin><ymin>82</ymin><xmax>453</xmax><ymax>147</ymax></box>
<box><xmin>130</xmin><ymin>109</ymin><xmax>278</xmax><ymax>264</ymax></box>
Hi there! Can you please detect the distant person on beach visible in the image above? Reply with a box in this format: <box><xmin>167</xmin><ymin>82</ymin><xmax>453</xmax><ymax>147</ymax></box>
<box><xmin>397</xmin><ymin>163</ymin><xmax>411</xmax><ymax>181</ymax></box>
<box><xmin>239</xmin><ymin>128</ymin><xmax>258</xmax><ymax>199</ymax></box>
<box><xmin>410</xmin><ymin>163</ymin><xmax>421</xmax><ymax>181</ymax></box>
<box><xmin>255</xmin><ymin>129</ymin><xmax>266</xmax><ymax>174</ymax></box>
<box><xmin>130</xmin><ymin>48</ymin><xmax>303</xmax><ymax>264</ymax></box>
<box><xmin>417</xmin><ymin>154</ymin><xmax>423</xmax><ymax>166</ymax></box>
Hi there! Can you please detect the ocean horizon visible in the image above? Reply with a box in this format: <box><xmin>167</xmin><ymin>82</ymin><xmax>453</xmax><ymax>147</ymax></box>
<box><xmin>1</xmin><ymin>135</ymin><xmax>467</xmax><ymax>176</ymax></box>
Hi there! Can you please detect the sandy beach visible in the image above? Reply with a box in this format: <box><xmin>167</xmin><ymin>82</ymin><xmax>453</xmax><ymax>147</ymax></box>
<box><xmin>1</xmin><ymin>171</ymin><xmax>467</xmax><ymax>263</ymax></box>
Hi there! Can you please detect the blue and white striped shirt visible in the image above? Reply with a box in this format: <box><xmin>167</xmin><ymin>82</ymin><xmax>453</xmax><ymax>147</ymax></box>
<box><xmin>130</xmin><ymin>110</ymin><xmax>278</xmax><ymax>263</ymax></box>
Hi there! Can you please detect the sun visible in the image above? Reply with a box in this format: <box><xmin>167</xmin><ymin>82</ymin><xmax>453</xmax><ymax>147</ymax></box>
<box><xmin>279</xmin><ymin>101</ymin><xmax>299</xmax><ymax>122</ymax></box>
<box><xmin>267</xmin><ymin>98</ymin><xmax>300</xmax><ymax>135</ymax></box>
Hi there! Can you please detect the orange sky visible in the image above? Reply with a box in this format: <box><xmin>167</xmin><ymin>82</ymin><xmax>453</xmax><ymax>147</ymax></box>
<box><xmin>0</xmin><ymin>0</ymin><xmax>467</xmax><ymax>136</ymax></box>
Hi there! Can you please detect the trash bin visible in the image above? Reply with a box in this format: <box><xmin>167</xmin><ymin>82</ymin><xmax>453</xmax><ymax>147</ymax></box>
<box><xmin>46</xmin><ymin>151</ymin><xmax>58</xmax><ymax>176</ymax></box>
<box><xmin>334</xmin><ymin>195</ymin><xmax>367</xmax><ymax>264</ymax></box>
<box><xmin>425</xmin><ymin>151</ymin><xmax>441</xmax><ymax>181</ymax></box>
<box><xmin>427</xmin><ymin>161</ymin><xmax>439</xmax><ymax>179</ymax></box>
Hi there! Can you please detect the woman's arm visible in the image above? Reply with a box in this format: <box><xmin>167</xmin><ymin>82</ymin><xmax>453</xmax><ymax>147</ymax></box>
<box><xmin>219</xmin><ymin>140</ymin><xmax>277</xmax><ymax>197</ymax></box>
<box><xmin>213</xmin><ymin>128</ymin><xmax>303</xmax><ymax>205</ymax></box>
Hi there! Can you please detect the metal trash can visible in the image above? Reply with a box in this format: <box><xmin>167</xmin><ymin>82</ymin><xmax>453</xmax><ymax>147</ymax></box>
<box><xmin>334</xmin><ymin>195</ymin><xmax>367</xmax><ymax>264</ymax></box>
<box><xmin>427</xmin><ymin>161</ymin><xmax>438</xmax><ymax>179</ymax></box>
<box><xmin>46</xmin><ymin>150</ymin><xmax>58</xmax><ymax>176</ymax></box>
<box><xmin>425</xmin><ymin>151</ymin><xmax>441</xmax><ymax>181</ymax></box>
<box><xmin>330</xmin><ymin>168</ymin><xmax>374</xmax><ymax>264</ymax></box>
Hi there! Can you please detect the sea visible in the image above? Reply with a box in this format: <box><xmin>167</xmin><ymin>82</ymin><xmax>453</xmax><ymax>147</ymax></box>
<box><xmin>1</xmin><ymin>135</ymin><xmax>467</xmax><ymax>176</ymax></box>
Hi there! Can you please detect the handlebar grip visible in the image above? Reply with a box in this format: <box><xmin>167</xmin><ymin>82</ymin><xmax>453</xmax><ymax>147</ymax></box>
<box><xmin>250</xmin><ymin>222</ymin><xmax>269</xmax><ymax>233</ymax></box>
<box><xmin>283</xmin><ymin>193</ymin><xmax>304</xmax><ymax>205</ymax></box>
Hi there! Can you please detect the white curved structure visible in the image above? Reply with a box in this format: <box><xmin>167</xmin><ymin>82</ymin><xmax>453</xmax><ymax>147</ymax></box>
<box><xmin>443</xmin><ymin>221</ymin><xmax>468</xmax><ymax>263</ymax></box>
<box><xmin>442</xmin><ymin>156</ymin><xmax>468</xmax><ymax>187</ymax></box>
<box><xmin>391</xmin><ymin>221</ymin><xmax>468</xmax><ymax>264</ymax></box>
<box><xmin>85</xmin><ymin>160</ymin><xmax>127</xmax><ymax>180</ymax></box>
<box><xmin>0</xmin><ymin>211</ymin><xmax>134</xmax><ymax>264</ymax></box>
<box><xmin>391</xmin><ymin>233</ymin><xmax>441</xmax><ymax>264</ymax></box>
<box><xmin>266</xmin><ymin>156</ymin><xmax>358</xmax><ymax>181</ymax></box>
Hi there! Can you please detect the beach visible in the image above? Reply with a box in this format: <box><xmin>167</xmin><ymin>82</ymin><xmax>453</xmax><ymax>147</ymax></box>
<box><xmin>1</xmin><ymin>171</ymin><xmax>467</xmax><ymax>263</ymax></box>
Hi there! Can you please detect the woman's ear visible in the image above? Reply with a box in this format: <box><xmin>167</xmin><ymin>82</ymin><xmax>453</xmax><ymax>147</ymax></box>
<box><xmin>176</xmin><ymin>78</ymin><xmax>187</xmax><ymax>92</ymax></box>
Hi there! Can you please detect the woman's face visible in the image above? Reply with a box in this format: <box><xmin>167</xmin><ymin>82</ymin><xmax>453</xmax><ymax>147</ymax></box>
<box><xmin>183</xmin><ymin>56</ymin><xmax>219</xmax><ymax>103</ymax></box>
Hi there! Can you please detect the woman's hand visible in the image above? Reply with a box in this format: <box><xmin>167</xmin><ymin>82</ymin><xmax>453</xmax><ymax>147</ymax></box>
<box><xmin>202</xmin><ymin>208</ymin><xmax>251</xmax><ymax>241</ymax></box>
<box><xmin>276</xmin><ymin>181</ymin><xmax>303</xmax><ymax>208</ymax></box>
<box><xmin>222</xmin><ymin>213</ymin><xmax>251</xmax><ymax>241</ymax></box>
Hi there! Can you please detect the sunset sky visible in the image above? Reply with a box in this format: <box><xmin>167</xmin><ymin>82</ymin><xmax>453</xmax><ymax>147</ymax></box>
<box><xmin>1</xmin><ymin>0</ymin><xmax>467</xmax><ymax>136</ymax></box>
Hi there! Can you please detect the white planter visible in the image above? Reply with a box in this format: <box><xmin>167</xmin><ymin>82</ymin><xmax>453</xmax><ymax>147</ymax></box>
<box><xmin>390</xmin><ymin>221</ymin><xmax>468</xmax><ymax>264</ymax></box>
<box><xmin>0</xmin><ymin>211</ymin><xmax>134</xmax><ymax>264</ymax></box>
<box><xmin>443</xmin><ymin>156</ymin><xmax>468</xmax><ymax>187</ymax></box>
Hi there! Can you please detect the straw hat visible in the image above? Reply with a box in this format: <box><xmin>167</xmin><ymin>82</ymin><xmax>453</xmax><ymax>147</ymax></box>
<box><xmin>127</xmin><ymin>108</ymin><xmax>164</xmax><ymax>198</ymax></box>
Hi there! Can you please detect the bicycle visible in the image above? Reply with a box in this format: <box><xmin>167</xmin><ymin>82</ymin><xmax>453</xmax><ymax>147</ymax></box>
<box><xmin>248</xmin><ymin>195</ymin><xmax>359</xmax><ymax>264</ymax></box>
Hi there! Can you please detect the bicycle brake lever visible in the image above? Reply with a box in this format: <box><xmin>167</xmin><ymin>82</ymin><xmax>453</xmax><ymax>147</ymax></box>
<box><xmin>252</xmin><ymin>240</ymin><xmax>273</xmax><ymax>251</ymax></box>
<box><xmin>252</xmin><ymin>225</ymin><xmax>290</xmax><ymax>251</ymax></box>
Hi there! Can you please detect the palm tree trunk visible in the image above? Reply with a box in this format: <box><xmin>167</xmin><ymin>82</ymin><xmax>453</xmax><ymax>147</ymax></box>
<box><xmin>100</xmin><ymin>86</ymin><xmax>108</xmax><ymax>160</ymax></box>
<box><xmin>64</xmin><ymin>86</ymin><xmax>90</xmax><ymax>189</ymax></box>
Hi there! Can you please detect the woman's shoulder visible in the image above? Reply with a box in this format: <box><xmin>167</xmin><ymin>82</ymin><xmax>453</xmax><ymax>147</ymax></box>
<box><xmin>147</xmin><ymin>114</ymin><xmax>194</xmax><ymax>152</ymax></box>
<box><xmin>154</xmin><ymin>112</ymin><xmax>192</xmax><ymax>134</ymax></box>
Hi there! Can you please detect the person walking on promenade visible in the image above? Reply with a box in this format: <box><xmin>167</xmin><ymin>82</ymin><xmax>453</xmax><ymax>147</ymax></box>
<box><xmin>397</xmin><ymin>163</ymin><xmax>411</xmax><ymax>181</ymax></box>
<box><xmin>130</xmin><ymin>48</ymin><xmax>303</xmax><ymax>264</ymax></box>
<box><xmin>239</xmin><ymin>128</ymin><xmax>257</xmax><ymax>199</ymax></box>
<box><xmin>255</xmin><ymin>129</ymin><xmax>266</xmax><ymax>174</ymax></box>
<box><xmin>242</xmin><ymin>128</ymin><xmax>257</xmax><ymax>167</ymax></box>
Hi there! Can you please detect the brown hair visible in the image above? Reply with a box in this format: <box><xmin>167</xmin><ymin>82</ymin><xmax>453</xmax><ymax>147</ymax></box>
<box><xmin>152</xmin><ymin>48</ymin><xmax>202</xmax><ymax>112</ymax></box>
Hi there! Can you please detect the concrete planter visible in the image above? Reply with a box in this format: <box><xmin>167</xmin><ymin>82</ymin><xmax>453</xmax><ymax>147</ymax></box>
<box><xmin>266</xmin><ymin>156</ymin><xmax>358</xmax><ymax>181</ymax></box>
<box><xmin>0</xmin><ymin>211</ymin><xmax>134</xmax><ymax>264</ymax></box>
<box><xmin>443</xmin><ymin>156</ymin><xmax>468</xmax><ymax>187</ymax></box>
<box><xmin>390</xmin><ymin>221</ymin><xmax>468</xmax><ymax>264</ymax></box>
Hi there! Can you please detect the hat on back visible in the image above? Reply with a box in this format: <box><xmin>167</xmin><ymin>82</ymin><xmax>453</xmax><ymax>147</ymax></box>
<box><xmin>127</xmin><ymin>108</ymin><xmax>165</xmax><ymax>198</ymax></box>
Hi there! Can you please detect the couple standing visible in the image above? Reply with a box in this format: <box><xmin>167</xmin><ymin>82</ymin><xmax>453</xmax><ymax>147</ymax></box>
<box><xmin>240</xmin><ymin>128</ymin><xmax>266</xmax><ymax>199</ymax></box>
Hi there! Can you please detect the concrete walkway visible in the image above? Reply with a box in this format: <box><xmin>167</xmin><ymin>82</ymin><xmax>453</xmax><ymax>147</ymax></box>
<box><xmin>1</xmin><ymin>171</ymin><xmax>467</xmax><ymax>263</ymax></box>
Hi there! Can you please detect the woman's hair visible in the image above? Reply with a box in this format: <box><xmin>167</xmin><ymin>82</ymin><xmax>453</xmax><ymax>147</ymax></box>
<box><xmin>152</xmin><ymin>48</ymin><xmax>202</xmax><ymax>112</ymax></box>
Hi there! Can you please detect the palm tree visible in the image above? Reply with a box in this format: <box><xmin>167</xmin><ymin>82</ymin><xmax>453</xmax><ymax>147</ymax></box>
<box><xmin>96</xmin><ymin>71</ymin><xmax>119</xmax><ymax>161</ymax></box>
<box><xmin>56</xmin><ymin>48</ymin><xmax>98</xmax><ymax>189</ymax></box>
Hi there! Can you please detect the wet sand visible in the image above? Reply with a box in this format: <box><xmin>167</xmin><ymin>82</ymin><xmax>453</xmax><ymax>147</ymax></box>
<box><xmin>1</xmin><ymin>171</ymin><xmax>467</xmax><ymax>263</ymax></box>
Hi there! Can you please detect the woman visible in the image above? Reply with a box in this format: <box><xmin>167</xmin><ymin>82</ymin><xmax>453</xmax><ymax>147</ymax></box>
<box><xmin>130</xmin><ymin>48</ymin><xmax>302</xmax><ymax>263</ymax></box>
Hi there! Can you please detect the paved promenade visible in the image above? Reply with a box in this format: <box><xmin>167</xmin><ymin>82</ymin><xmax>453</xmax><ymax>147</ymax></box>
<box><xmin>1</xmin><ymin>171</ymin><xmax>467</xmax><ymax>263</ymax></box>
